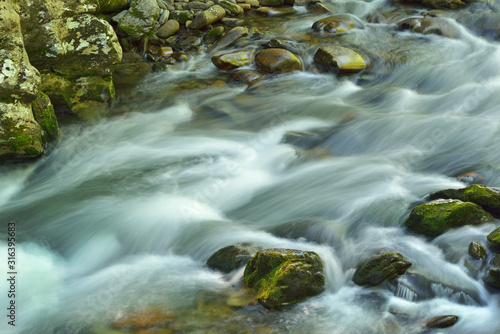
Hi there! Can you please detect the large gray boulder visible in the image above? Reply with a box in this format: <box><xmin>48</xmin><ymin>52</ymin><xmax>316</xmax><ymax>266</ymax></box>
<box><xmin>116</xmin><ymin>0</ymin><xmax>161</xmax><ymax>40</ymax></box>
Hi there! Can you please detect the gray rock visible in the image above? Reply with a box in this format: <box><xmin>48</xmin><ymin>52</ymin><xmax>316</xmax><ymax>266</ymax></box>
<box><xmin>117</xmin><ymin>0</ymin><xmax>161</xmax><ymax>40</ymax></box>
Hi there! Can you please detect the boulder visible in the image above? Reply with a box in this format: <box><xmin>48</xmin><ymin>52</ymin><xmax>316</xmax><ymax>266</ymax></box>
<box><xmin>425</xmin><ymin>315</ymin><xmax>459</xmax><ymax>329</ymax></box>
<box><xmin>312</xmin><ymin>16</ymin><xmax>356</xmax><ymax>34</ymax></box>
<box><xmin>484</xmin><ymin>266</ymin><xmax>500</xmax><ymax>288</ymax></box>
<box><xmin>468</xmin><ymin>241</ymin><xmax>487</xmax><ymax>260</ymax></box>
<box><xmin>23</xmin><ymin>14</ymin><xmax>122</xmax><ymax>77</ymax></box>
<box><xmin>397</xmin><ymin>17</ymin><xmax>457</xmax><ymax>38</ymax></box>
<box><xmin>0</xmin><ymin>0</ymin><xmax>44</xmax><ymax>161</ymax></box>
<box><xmin>243</xmin><ymin>248</ymin><xmax>325</xmax><ymax>308</ymax></box>
<box><xmin>352</xmin><ymin>252</ymin><xmax>412</xmax><ymax>286</ymax></box>
<box><xmin>255</xmin><ymin>48</ymin><xmax>302</xmax><ymax>74</ymax></box>
<box><xmin>430</xmin><ymin>184</ymin><xmax>500</xmax><ymax>216</ymax></box>
<box><xmin>117</xmin><ymin>0</ymin><xmax>160</xmax><ymax>40</ymax></box>
<box><xmin>313</xmin><ymin>46</ymin><xmax>367</xmax><ymax>75</ymax></box>
<box><xmin>157</xmin><ymin>19</ymin><xmax>180</xmax><ymax>39</ymax></box>
<box><xmin>212</xmin><ymin>50</ymin><xmax>254</xmax><ymax>70</ymax></box>
<box><xmin>487</xmin><ymin>227</ymin><xmax>500</xmax><ymax>244</ymax></box>
<box><xmin>31</xmin><ymin>92</ymin><xmax>60</xmax><ymax>144</ymax></box>
<box><xmin>206</xmin><ymin>244</ymin><xmax>257</xmax><ymax>273</ymax></box>
<box><xmin>404</xmin><ymin>199</ymin><xmax>494</xmax><ymax>238</ymax></box>
<box><xmin>189</xmin><ymin>5</ymin><xmax>226</xmax><ymax>30</ymax></box>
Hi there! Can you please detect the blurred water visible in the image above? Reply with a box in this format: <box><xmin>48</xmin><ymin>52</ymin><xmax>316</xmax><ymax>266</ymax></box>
<box><xmin>2</xmin><ymin>0</ymin><xmax>500</xmax><ymax>333</ymax></box>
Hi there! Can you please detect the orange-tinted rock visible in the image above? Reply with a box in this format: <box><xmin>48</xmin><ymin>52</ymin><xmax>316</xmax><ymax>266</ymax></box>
<box><xmin>212</xmin><ymin>50</ymin><xmax>254</xmax><ymax>70</ymax></box>
<box><xmin>158</xmin><ymin>47</ymin><xmax>173</xmax><ymax>57</ymax></box>
<box><xmin>112</xmin><ymin>307</ymin><xmax>175</xmax><ymax>329</ymax></box>
<box><xmin>255</xmin><ymin>48</ymin><xmax>302</xmax><ymax>74</ymax></box>
<box><xmin>425</xmin><ymin>315</ymin><xmax>459</xmax><ymax>328</ymax></box>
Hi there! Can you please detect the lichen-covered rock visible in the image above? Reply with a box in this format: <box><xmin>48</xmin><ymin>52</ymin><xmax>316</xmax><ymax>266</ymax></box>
<box><xmin>170</xmin><ymin>10</ymin><xmax>193</xmax><ymax>24</ymax></box>
<box><xmin>212</xmin><ymin>50</ymin><xmax>254</xmax><ymax>70</ymax></box>
<box><xmin>487</xmin><ymin>227</ymin><xmax>500</xmax><ymax>244</ymax></box>
<box><xmin>0</xmin><ymin>0</ymin><xmax>44</xmax><ymax>161</ymax></box>
<box><xmin>255</xmin><ymin>48</ymin><xmax>302</xmax><ymax>74</ymax></box>
<box><xmin>31</xmin><ymin>91</ymin><xmax>60</xmax><ymax>143</ymax></box>
<box><xmin>24</xmin><ymin>14</ymin><xmax>122</xmax><ymax>77</ymax></box>
<box><xmin>189</xmin><ymin>5</ymin><xmax>226</xmax><ymax>30</ymax></box>
<box><xmin>311</xmin><ymin>16</ymin><xmax>356</xmax><ymax>34</ymax></box>
<box><xmin>258</xmin><ymin>0</ymin><xmax>284</xmax><ymax>6</ymax></box>
<box><xmin>404</xmin><ymin>199</ymin><xmax>494</xmax><ymax>238</ymax></box>
<box><xmin>207</xmin><ymin>244</ymin><xmax>257</xmax><ymax>273</ymax></box>
<box><xmin>425</xmin><ymin>315</ymin><xmax>459</xmax><ymax>329</ymax></box>
<box><xmin>209</xmin><ymin>26</ymin><xmax>249</xmax><ymax>53</ymax></box>
<box><xmin>352</xmin><ymin>252</ymin><xmax>412</xmax><ymax>286</ymax></box>
<box><xmin>117</xmin><ymin>0</ymin><xmax>161</xmax><ymax>40</ymax></box>
<box><xmin>430</xmin><ymin>184</ymin><xmax>500</xmax><ymax>216</ymax></box>
<box><xmin>313</xmin><ymin>46</ymin><xmax>367</xmax><ymax>75</ymax></box>
<box><xmin>468</xmin><ymin>241</ymin><xmax>487</xmax><ymax>260</ymax></box>
<box><xmin>40</xmin><ymin>72</ymin><xmax>115</xmax><ymax>114</ymax></box>
<box><xmin>243</xmin><ymin>248</ymin><xmax>325</xmax><ymax>308</ymax></box>
<box><xmin>397</xmin><ymin>18</ymin><xmax>457</xmax><ymax>38</ymax></box>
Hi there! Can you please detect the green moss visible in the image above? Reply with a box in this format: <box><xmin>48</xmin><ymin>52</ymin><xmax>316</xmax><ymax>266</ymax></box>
<box><xmin>430</xmin><ymin>184</ymin><xmax>500</xmax><ymax>215</ymax></box>
<box><xmin>352</xmin><ymin>252</ymin><xmax>412</xmax><ymax>286</ymax></box>
<box><xmin>405</xmin><ymin>199</ymin><xmax>494</xmax><ymax>237</ymax></box>
<box><xmin>243</xmin><ymin>249</ymin><xmax>324</xmax><ymax>308</ymax></box>
<box><xmin>32</xmin><ymin>91</ymin><xmax>60</xmax><ymax>143</ymax></box>
<box><xmin>487</xmin><ymin>227</ymin><xmax>500</xmax><ymax>244</ymax></box>
<box><xmin>8</xmin><ymin>135</ymin><xmax>43</xmax><ymax>156</ymax></box>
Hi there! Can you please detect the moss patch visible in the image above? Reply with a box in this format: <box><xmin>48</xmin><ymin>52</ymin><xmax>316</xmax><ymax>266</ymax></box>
<box><xmin>243</xmin><ymin>248</ymin><xmax>324</xmax><ymax>309</ymax></box>
<box><xmin>32</xmin><ymin>91</ymin><xmax>60</xmax><ymax>143</ymax></box>
<box><xmin>431</xmin><ymin>184</ymin><xmax>500</xmax><ymax>216</ymax></box>
<box><xmin>404</xmin><ymin>199</ymin><xmax>494</xmax><ymax>237</ymax></box>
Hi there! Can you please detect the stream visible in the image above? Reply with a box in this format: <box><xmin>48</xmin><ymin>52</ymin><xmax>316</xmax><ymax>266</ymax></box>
<box><xmin>2</xmin><ymin>0</ymin><xmax>500</xmax><ymax>333</ymax></box>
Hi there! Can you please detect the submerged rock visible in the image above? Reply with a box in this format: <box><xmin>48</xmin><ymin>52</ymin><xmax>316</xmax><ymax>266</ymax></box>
<box><xmin>430</xmin><ymin>184</ymin><xmax>500</xmax><ymax>216</ymax></box>
<box><xmin>112</xmin><ymin>307</ymin><xmax>175</xmax><ymax>330</ymax></box>
<box><xmin>243</xmin><ymin>248</ymin><xmax>325</xmax><ymax>308</ymax></box>
<box><xmin>425</xmin><ymin>315</ymin><xmax>459</xmax><ymax>329</ymax></box>
<box><xmin>404</xmin><ymin>199</ymin><xmax>494</xmax><ymax>238</ymax></box>
<box><xmin>207</xmin><ymin>244</ymin><xmax>257</xmax><ymax>273</ymax></box>
<box><xmin>456</xmin><ymin>172</ymin><xmax>487</xmax><ymax>185</ymax></box>
<box><xmin>487</xmin><ymin>227</ymin><xmax>500</xmax><ymax>244</ymax></box>
<box><xmin>255</xmin><ymin>48</ymin><xmax>302</xmax><ymax>74</ymax></box>
<box><xmin>352</xmin><ymin>252</ymin><xmax>412</xmax><ymax>286</ymax></box>
<box><xmin>313</xmin><ymin>46</ymin><xmax>367</xmax><ymax>75</ymax></box>
<box><xmin>256</xmin><ymin>6</ymin><xmax>297</xmax><ymax>16</ymax></box>
<box><xmin>468</xmin><ymin>241</ymin><xmax>487</xmax><ymax>260</ymax></box>
<box><xmin>397</xmin><ymin>17</ymin><xmax>457</xmax><ymax>38</ymax></box>
<box><xmin>209</xmin><ymin>26</ymin><xmax>249</xmax><ymax>53</ymax></box>
<box><xmin>311</xmin><ymin>16</ymin><xmax>356</xmax><ymax>34</ymax></box>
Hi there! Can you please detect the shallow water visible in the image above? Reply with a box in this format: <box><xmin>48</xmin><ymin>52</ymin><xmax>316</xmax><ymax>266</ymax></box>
<box><xmin>2</xmin><ymin>0</ymin><xmax>500</xmax><ymax>333</ymax></box>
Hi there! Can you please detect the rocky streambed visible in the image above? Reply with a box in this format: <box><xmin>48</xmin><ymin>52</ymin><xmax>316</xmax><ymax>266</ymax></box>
<box><xmin>3</xmin><ymin>0</ymin><xmax>500</xmax><ymax>333</ymax></box>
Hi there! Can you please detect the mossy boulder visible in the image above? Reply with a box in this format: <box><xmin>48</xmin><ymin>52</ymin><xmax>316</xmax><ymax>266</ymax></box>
<box><xmin>243</xmin><ymin>248</ymin><xmax>325</xmax><ymax>309</ymax></box>
<box><xmin>311</xmin><ymin>16</ymin><xmax>356</xmax><ymax>34</ymax></box>
<box><xmin>41</xmin><ymin>72</ymin><xmax>115</xmax><ymax>114</ymax></box>
<box><xmin>117</xmin><ymin>0</ymin><xmax>160</xmax><ymax>40</ymax></box>
<box><xmin>31</xmin><ymin>92</ymin><xmax>60</xmax><ymax>144</ymax></box>
<box><xmin>255</xmin><ymin>48</ymin><xmax>302</xmax><ymax>74</ymax></box>
<box><xmin>207</xmin><ymin>244</ymin><xmax>258</xmax><ymax>273</ymax></box>
<box><xmin>487</xmin><ymin>227</ymin><xmax>500</xmax><ymax>244</ymax></box>
<box><xmin>352</xmin><ymin>252</ymin><xmax>412</xmax><ymax>286</ymax></box>
<box><xmin>484</xmin><ymin>266</ymin><xmax>500</xmax><ymax>288</ymax></box>
<box><xmin>313</xmin><ymin>46</ymin><xmax>367</xmax><ymax>75</ymax></box>
<box><xmin>23</xmin><ymin>14</ymin><xmax>122</xmax><ymax>77</ymax></box>
<box><xmin>397</xmin><ymin>18</ymin><xmax>457</xmax><ymax>38</ymax></box>
<box><xmin>430</xmin><ymin>184</ymin><xmax>500</xmax><ymax>216</ymax></box>
<box><xmin>468</xmin><ymin>241</ymin><xmax>487</xmax><ymax>260</ymax></box>
<box><xmin>212</xmin><ymin>50</ymin><xmax>254</xmax><ymax>70</ymax></box>
<box><xmin>404</xmin><ymin>199</ymin><xmax>494</xmax><ymax>238</ymax></box>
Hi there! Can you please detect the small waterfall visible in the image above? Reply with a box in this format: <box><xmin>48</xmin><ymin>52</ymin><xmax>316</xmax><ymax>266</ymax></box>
<box><xmin>395</xmin><ymin>282</ymin><xmax>417</xmax><ymax>302</ymax></box>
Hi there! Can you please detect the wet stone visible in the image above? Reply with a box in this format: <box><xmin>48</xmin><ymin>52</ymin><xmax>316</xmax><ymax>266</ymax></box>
<box><xmin>487</xmin><ymin>227</ymin><xmax>500</xmax><ymax>244</ymax></box>
<box><xmin>468</xmin><ymin>241</ymin><xmax>487</xmax><ymax>260</ymax></box>
<box><xmin>255</xmin><ymin>48</ymin><xmax>302</xmax><ymax>73</ymax></box>
<box><xmin>312</xmin><ymin>16</ymin><xmax>356</xmax><ymax>34</ymax></box>
<box><xmin>352</xmin><ymin>252</ymin><xmax>412</xmax><ymax>286</ymax></box>
<box><xmin>425</xmin><ymin>315</ymin><xmax>459</xmax><ymax>329</ymax></box>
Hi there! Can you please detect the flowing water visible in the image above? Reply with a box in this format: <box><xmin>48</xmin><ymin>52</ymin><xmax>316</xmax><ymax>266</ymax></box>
<box><xmin>3</xmin><ymin>0</ymin><xmax>500</xmax><ymax>333</ymax></box>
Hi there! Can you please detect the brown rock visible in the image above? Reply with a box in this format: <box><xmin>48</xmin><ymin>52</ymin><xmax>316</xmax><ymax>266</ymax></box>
<box><xmin>425</xmin><ymin>315</ymin><xmax>459</xmax><ymax>329</ymax></box>
<box><xmin>255</xmin><ymin>48</ymin><xmax>302</xmax><ymax>73</ymax></box>
<box><xmin>157</xmin><ymin>19</ymin><xmax>180</xmax><ymax>38</ymax></box>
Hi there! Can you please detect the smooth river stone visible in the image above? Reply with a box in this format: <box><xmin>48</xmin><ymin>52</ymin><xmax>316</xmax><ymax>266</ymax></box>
<box><xmin>313</xmin><ymin>46</ymin><xmax>367</xmax><ymax>74</ymax></box>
